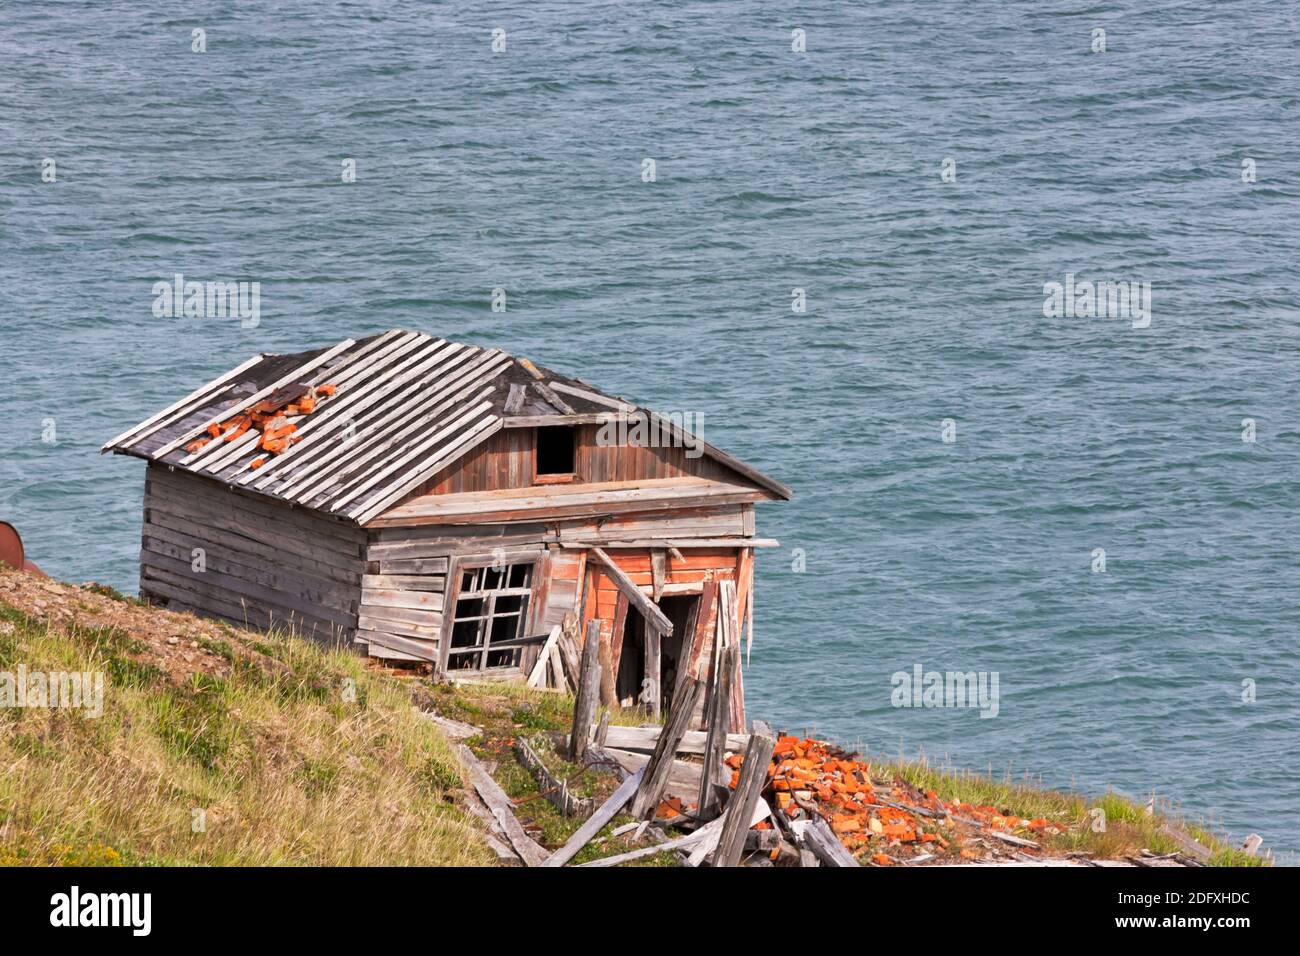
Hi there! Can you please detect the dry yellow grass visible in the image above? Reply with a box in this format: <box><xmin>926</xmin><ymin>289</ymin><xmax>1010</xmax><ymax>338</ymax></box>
<box><xmin>0</xmin><ymin>573</ymin><xmax>493</xmax><ymax>866</ymax></box>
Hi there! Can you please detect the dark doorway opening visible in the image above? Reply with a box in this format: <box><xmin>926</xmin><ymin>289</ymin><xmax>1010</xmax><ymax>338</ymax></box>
<box><xmin>614</xmin><ymin>594</ymin><xmax>699</xmax><ymax>708</ymax></box>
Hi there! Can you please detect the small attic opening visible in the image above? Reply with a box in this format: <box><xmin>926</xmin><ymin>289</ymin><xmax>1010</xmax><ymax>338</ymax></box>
<box><xmin>534</xmin><ymin>426</ymin><xmax>576</xmax><ymax>483</ymax></box>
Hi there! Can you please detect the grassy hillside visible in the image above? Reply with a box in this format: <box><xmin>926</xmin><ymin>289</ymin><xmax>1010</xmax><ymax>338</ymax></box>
<box><xmin>0</xmin><ymin>568</ymin><xmax>1264</xmax><ymax>867</ymax></box>
<box><xmin>0</xmin><ymin>569</ymin><xmax>490</xmax><ymax>866</ymax></box>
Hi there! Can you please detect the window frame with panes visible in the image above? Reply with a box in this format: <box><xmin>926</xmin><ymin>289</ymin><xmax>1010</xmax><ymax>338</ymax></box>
<box><xmin>442</xmin><ymin>554</ymin><xmax>538</xmax><ymax>673</ymax></box>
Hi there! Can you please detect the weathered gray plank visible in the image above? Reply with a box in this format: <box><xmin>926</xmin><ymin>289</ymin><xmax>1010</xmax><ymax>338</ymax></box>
<box><xmin>568</xmin><ymin>620</ymin><xmax>602</xmax><ymax>761</ymax></box>
<box><xmin>629</xmin><ymin>677</ymin><xmax>702</xmax><ymax>819</ymax></box>
<box><xmin>713</xmin><ymin>726</ymin><xmax>776</xmax><ymax>867</ymax></box>
<box><xmin>698</xmin><ymin>644</ymin><xmax>736</xmax><ymax>820</ymax></box>
<box><xmin>541</xmin><ymin>767</ymin><xmax>645</xmax><ymax>868</ymax></box>
<box><xmin>455</xmin><ymin>743</ymin><xmax>549</xmax><ymax>867</ymax></box>
<box><xmin>590</xmin><ymin>547</ymin><xmax>673</xmax><ymax>636</ymax></box>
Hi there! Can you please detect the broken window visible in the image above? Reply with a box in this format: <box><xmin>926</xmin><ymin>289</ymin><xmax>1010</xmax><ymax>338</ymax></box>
<box><xmin>534</xmin><ymin>426</ymin><xmax>576</xmax><ymax>481</ymax></box>
<box><xmin>447</xmin><ymin>562</ymin><xmax>534</xmax><ymax>672</ymax></box>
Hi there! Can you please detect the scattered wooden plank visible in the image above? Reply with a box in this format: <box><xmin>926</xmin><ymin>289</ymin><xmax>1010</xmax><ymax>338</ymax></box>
<box><xmin>601</xmin><ymin>747</ymin><xmax>700</xmax><ymax>799</ymax></box>
<box><xmin>541</xmin><ymin>767</ymin><xmax>645</xmax><ymax>868</ymax></box>
<box><xmin>515</xmin><ymin>357</ymin><xmax>577</xmax><ymax>414</ymax></box>
<box><xmin>556</xmin><ymin>623</ymin><xmax>581</xmax><ymax>688</ymax></box>
<box><xmin>455</xmin><ymin>744</ymin><xmax>549</xmax><ymax>867</ymax></box>
<box><xmin>460</xmin><ymin>783</ymin><xmax>523</xmax><ymax>866</ymax></box>
<box><xmin>577</xmin><ymin>827</ymin><xmax>711</xmax><ymax>867</ymax></box>
<box><xmin>514</xmin><ymin>737</ymin><xmax>595</xmax><ymax>818</ymax></box>
<box><xmin>601</xmin><ymin>724</ymin><xmax>749</xmax><ymax>756</ymax></box>
<box><xmin>698</xmin><ymin>644</ymin><xmax>736</xmax><ymax>820</ymax></box>
<box><xmin>713</xmin><ymin>726</ymin><xmax>776</xmax><ymax>867</ymax></box>
<box><xmin>548</xmin><ymin>641</ymin><xmax>568</xmax><ymax>692</ymax></box>
<box><xmin>629</xmin><ymin>677</ymin><xmax>703</xmax><ymax>819</ymax></box>
<box><xmin>526</xmin><ymin>624</ymin><xmax>561</xmax><ymax>688</ymax></box>
<box><xmin>684</xmin><ymin>797</ymin><xmax>770</xmax><ymax>867</ymax></box>
<box><xmin>1161</xmin><ymin>823</ymin><xmax>1214</xmax><ymax>861</ymax></box>
<box><xmin>503</xmin><ymin>382</ymin><xmax>527</xmax><ymax>415</ymax></box>
<box><xmin>548</xmin><ymin>380</ymin><xmax>635</xmax><ymax>411</ymax></box>
<box><xmin>950</xmin><ymin>815</ymin><xmax>1041</xmax><ymax>849</ymax></box>
<box><xmin>417</xmin><ymin>710</ymin><xmax>480</xmax><ymax>741</ymax></box>
<box><xmin>801</xmin><ymin>817</ymin><xmax>861</xmax><ymax>867</ymax></box>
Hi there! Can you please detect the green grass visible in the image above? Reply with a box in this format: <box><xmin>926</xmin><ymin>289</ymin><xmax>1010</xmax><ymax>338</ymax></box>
<box><xmin>0</xmin><ymin>595</ymin><xmax>492</xmax><ymax>867</ymax></box>
<box><xmin>883</xmin><ymin>753</ymin><xmax>1264</xmax><ymax>866</ymax></box>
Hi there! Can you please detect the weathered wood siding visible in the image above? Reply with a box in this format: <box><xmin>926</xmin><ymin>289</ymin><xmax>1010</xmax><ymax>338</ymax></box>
<box><xmin>358</xmin><ymin>504</ymin><xmax>750</xmax><ymax>670</ymax></box>
<box><xmin>140</xmin><ymin>464</ymin><xmax>366</xmax><ymax>644</ymax></box>
<box><xmin>359</xmin><ymin>523</ymin><xmax>548</xmax><ymax>663</ymax></box>
<box><xmin>415</xmin><ymin>424</ymin><xmax>743</xmax><ymax>496</ymax></box>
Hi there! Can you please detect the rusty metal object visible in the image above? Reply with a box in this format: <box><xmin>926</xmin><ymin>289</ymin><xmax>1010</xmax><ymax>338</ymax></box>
<box><xmin>0</xmin><ymin>521</ymin><xmax>46</xmax><ymax>576</ymax></box>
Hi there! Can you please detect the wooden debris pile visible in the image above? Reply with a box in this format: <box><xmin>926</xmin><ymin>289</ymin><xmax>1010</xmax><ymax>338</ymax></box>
<box><xmin>183</xmin><ymin>382</ymin><xmax>337</xmax><ymax>467</ymax></box>
<box><xmin>447</xmin><ymin>593</ymin><xmax>1195</xmax><ymax>868</ymax></box>
<box><xmin>525</xmin><ymin>618</ymin><xmax>584</xmax><ymax>693</ymax></box>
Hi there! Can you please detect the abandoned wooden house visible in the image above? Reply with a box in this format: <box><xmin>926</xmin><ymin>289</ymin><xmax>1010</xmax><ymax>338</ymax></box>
<box><xmin>102</xmin><ymin>330</ymin><xmax>790</xmax><ymax>724</ymax></box>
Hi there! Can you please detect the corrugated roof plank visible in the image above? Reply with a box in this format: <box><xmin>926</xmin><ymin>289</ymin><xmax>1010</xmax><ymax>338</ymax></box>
<box><xmin>242</xmin><ymin>339</ymin><xmax>464</xmax><ymax>488</ymax></box>
<box><xmin>272</xmin><ymin>348</ymin><xmax>502</xmax><ymax>502</ymax></box>
<box><xmin>327</xmin><ymin>394</ymin><xmax>499</xmax><ymax>513</ymax></box>
<box><xmin>349</xmin><ymin>414</ymin><xmax>505</xmax><ymax>524</ymax></box>
<box><xmin>182</xmin><ymin>330</ymin><xmax>415</xmax><ymax>471</ymax></box>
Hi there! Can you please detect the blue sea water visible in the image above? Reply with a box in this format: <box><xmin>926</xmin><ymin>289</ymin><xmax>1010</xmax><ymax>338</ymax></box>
<box><xmin>2</xmin><ymin>2</ymin><xmax>1298</xmax><ymax>856</ymax></box>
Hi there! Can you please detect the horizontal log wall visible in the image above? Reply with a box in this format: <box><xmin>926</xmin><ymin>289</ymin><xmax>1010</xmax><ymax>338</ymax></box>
<box><xmin>361</xmin><ymin>523</ymin><xmax>548</xmax><ymax>663</ymax></box>
<box><xmin>140</xmin><ymin>464</ymin><xmax>366</xmax><ymax>646</ymax></box>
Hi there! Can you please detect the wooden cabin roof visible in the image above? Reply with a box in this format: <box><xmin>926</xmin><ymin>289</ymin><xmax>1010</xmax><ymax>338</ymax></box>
<box><xmin>102</xmin><ymin>329</ymin><xmax>792</xmax><ymax>525</ymax></box>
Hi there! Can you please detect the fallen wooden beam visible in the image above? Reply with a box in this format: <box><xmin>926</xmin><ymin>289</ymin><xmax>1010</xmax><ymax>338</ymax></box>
<box><xmin>455</xmin><ymin>744</ymin><xmax>549</xmax><ymax>867</ymax></box>
<box><xmin>578</xmin><ymin>798</ymin><xmax>769</xmax><ymax>868</ymax></box>
<box><xmin>601</xmin><ymin>724</ymin><xmax>749</xmax><ymax>756</ymax></box>
<box><xmin>556</xmin><ymin>624</ymin><xmax>581</xmax><ymax>688</ymax></box>
<box><xmin>590</xmin><ymin>547</ymin><xmax>673</xmax><ymax>637</ymax></box>
<box><xmin>417</xmin><ymin>710</ymin><xmax>481</xmax><ymax>742</ymax></box>
<box><xmin>514</xmin><ymin>737</ymin><xmax>596</xmax><ymax>818</ymax></box>
<box><xmin>577</xmin><ymin>827</ymin><xmax>711</xmax><ymax>867</ymax></box>
<box><xmin>526</xmin><ymin>624</ymin><xmax>561</xmax><ymax>688</ymax></box>
<box><xmin>950</xmin><ymin>816</ymin><xmax>1041</xmax><ymax>849</ymax></box>
<box><xmin>601</xmin><ymin>747</ymin><xmax>700</xmax><ymax>800</ymax></box>
<box><xmin>503</xmin><ymin>382</ymin><xmax>527</xmax><ymax>415</ymax></box>
<box><xmin>799</xmin><ymin>817</ymin><xmax>861</xmax><ymax>868</ymax></box>
<box><xmin>542</xmin><ymin>767</ymin><xmax>645</xmax><ymax>868</ymax></box>
<box><xmin>684</xmin><ymin>797</ymin><xmax>770</xmax><ymax>867</ymax></box>
<box><xmin>516</xmin><ymin>357</ymin><xmax>577</xmax><ymax>414</ymax></box>
<box><xmin>698</xmin><ymin>644</ymin><xmax>736</xmax><ymax>820</ymax></box>
<box><xmin>461</xmin><ymin>784</ymin><xmax>522</xmax><ymax>866</ymax></box>
<box><xmin>629</xmin><ymin>677</ymin><xmax>703</xmax><ymax>819</ymax></box>
<box><xmin>713</xmin><ymin>726</ymin><xmax>776</xmax><ymax>867</ymax></box>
